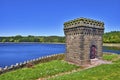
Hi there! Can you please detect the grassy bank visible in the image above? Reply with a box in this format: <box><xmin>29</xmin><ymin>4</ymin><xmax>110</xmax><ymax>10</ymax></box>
<box><xmin>0</xmin><ymin>60</ymin><xmax>79</xmax><ymax>80</ymax></box>
<box><xmin>0</xmin><ymin>53</ymin><xmax>120</xmax><ymax>80</ymax></box>
<box><xmin>48</xmin><ymin>53</ymin><xmax>120</xmax><ymax>80</ymax></box>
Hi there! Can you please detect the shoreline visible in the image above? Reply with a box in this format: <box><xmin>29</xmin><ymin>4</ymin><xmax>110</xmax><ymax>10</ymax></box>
<box><xmin>103</xmin><ymin>43</ymin><xmax>120</xmax><ymax>47</ymax></box>
<box><xmin>0</xmin><ymin>42</ymin><xmax>120</xmax><ymax>49</ymax></box>
<box><xmin>0</xmin><ymin>42</ymin><xmax>65</xmax><ymax>44</ymax></box>
<box><xmin>0</xmin><ymin>42</ymin><xmax>120</xmax><ymax>47</ymax></box>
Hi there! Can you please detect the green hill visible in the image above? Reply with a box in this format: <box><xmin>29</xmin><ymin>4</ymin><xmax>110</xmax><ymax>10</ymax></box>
<box><xmin>103</xmin><ymin>31</ymin><xmax>120</xmax><ymax>43</ymax></box>
<box><xmin>0</xmin><ymin>31</ymin><xmax>120</xmax><ymax>43</ymax></box>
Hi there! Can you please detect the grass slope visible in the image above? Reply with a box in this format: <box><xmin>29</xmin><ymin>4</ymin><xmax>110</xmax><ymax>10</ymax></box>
<box><xmin>0</xmin><ymin>60</ymin><xmax>79</xmax><ymax>80</ymax></box>
<box><xmin>48</xmin><ymin>54</ymin><xmax>120</xmax><ymax>80</ymax></box>
<box><xmin>0</xmin><ymin>53</ymin><xmax>120</xmax><ymax>80</ymax></box>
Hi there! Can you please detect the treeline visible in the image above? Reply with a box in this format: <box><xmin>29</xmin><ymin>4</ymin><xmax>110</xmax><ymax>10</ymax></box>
<box><xmin>0</xmin><ymin>35</ymin><xmax>65</xmax><ymax>43</ymax></box>
<box><xmin>0</xmin><ymin>31</ymin><xmax>120</xmax><ymax>43</ymax></box>
<box><xmin>103</xmin><ymin>31</ymin><xmax>120</xmax><ymax>43</ymax></box>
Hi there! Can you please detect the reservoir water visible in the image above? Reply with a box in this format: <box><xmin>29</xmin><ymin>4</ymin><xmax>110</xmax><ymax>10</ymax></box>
<box><xmin>0</xmin><ymin>43</ymin><xmax>120</xmax><ymax>68</ymax></box>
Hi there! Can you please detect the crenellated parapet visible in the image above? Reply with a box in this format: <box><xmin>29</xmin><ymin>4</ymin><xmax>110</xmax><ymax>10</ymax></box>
<box><xmin>64</xmin><ymin>17</ymin><xmax>104</xmax><ymax>29</ymax></box>
<box><xmin>64</xmin><ymin>17</ymin><xmax>104</xmax><ymax>36</ymax></box>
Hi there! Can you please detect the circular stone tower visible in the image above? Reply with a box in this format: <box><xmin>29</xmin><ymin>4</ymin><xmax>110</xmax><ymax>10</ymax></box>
<box><xmin>64</xmin><ymin>17</ymin><xmax>104</xmax><ymax>65</ymax></box>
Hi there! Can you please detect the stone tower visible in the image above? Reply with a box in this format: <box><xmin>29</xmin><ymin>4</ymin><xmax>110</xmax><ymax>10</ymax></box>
<box><xmin>64</xmin><ymin>17</ymin><xmax>104</xmax><ymax>65</ymax></box>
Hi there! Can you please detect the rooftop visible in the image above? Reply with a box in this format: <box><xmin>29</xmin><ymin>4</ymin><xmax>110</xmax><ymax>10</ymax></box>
<box><xmin>64</xmin><ymin>17</ymin><xmax>104</xmax><ymax>29</ymax></box>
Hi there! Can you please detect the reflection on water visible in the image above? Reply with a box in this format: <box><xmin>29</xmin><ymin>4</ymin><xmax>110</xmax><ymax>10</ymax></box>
<box><xmin>104</xmin><ymin>46</ymin><xmax>120</xmax><ymax>50</ymax></box>
<box><xmin>103</xmin><ymin>46</ymin><xmax>120</xmax><ymax>54</ymax></box>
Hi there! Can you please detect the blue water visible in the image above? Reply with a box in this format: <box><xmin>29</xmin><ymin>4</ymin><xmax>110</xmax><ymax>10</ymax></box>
<box><xmin>0</xmin><ymin>43</ymin><xmax>65</xmax><ymax>68</ymax></box>
<box><xmin>0</xmin><ymin>43</ymin><xmax>120</xmax><ymax>68</ymax></box>
<box><xmin>103</xmin><ymin>46</ymin><xmax>120</xmax><ymax>54</ymax></box>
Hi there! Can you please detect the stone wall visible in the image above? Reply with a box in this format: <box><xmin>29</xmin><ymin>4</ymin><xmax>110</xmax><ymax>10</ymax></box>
<box><xmin>64</xmin><ymin>17</ymin><xmax>104</xmax><ymax>66</ymax></box>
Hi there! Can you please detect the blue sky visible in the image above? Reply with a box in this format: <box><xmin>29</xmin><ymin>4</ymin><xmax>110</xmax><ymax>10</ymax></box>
<box><xmin>0</xmin><ymin>0</ymin><xmax>120</xmax><ymax>36</ymax></box>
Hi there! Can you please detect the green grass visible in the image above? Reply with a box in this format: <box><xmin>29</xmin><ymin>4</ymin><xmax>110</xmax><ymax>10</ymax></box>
<box><xmin>0</xmin><ymin>60</ymin><xmax>79</xmax><ymax>80</ymax></box>
<box><xmin>1</xmin><ymin>53</ymin><xmax>120</xmax><ymax>80</ymax></box>
<box><xmin>48</xmin><ymin>54</ymin><xmax>120</xmax><ymax>80</ymax></box>
<box><xmin>48</xmin><ymin>63</ymin><xmax>120</xmax><ymax>80</ymax></box>
<box><xmin>102</xmin><ymin>53</ymin><xmax>118</xmax><ymax>61</ymax></box>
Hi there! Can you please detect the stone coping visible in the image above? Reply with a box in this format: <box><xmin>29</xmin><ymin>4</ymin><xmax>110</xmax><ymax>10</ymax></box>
<box><xmin>64</xmin><ymin>17</ymin><xmax>104</xmax><ymax>29</ymax></box>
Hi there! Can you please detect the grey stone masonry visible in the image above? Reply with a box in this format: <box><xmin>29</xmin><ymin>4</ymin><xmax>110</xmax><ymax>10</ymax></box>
<box><xmin>64</xmin><ymin>17</ymin><xmax>104</xmax><ymax>66</ymax></box>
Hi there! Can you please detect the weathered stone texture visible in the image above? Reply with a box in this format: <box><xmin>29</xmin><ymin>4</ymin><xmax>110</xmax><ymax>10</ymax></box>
<box><xmin>64</xmin><ymin>17</ymin><xmax>104</xmax><ymax>65</ymax></box>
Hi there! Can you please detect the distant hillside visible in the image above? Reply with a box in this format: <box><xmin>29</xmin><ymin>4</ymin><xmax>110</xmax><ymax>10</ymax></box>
<box><xmin>0</xmin><ymin>35</ymin><xmax>65</xmax><ymax>43</ymax></box>
<box><xmin>103</xmin><ymin>31</ymin><xmax>120</xmax><ymax>43</ymax></box>
<box><xmin>0</xmin><ymin>31</ymin><xmax>120</xmax><ymax>43</ymax></box>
